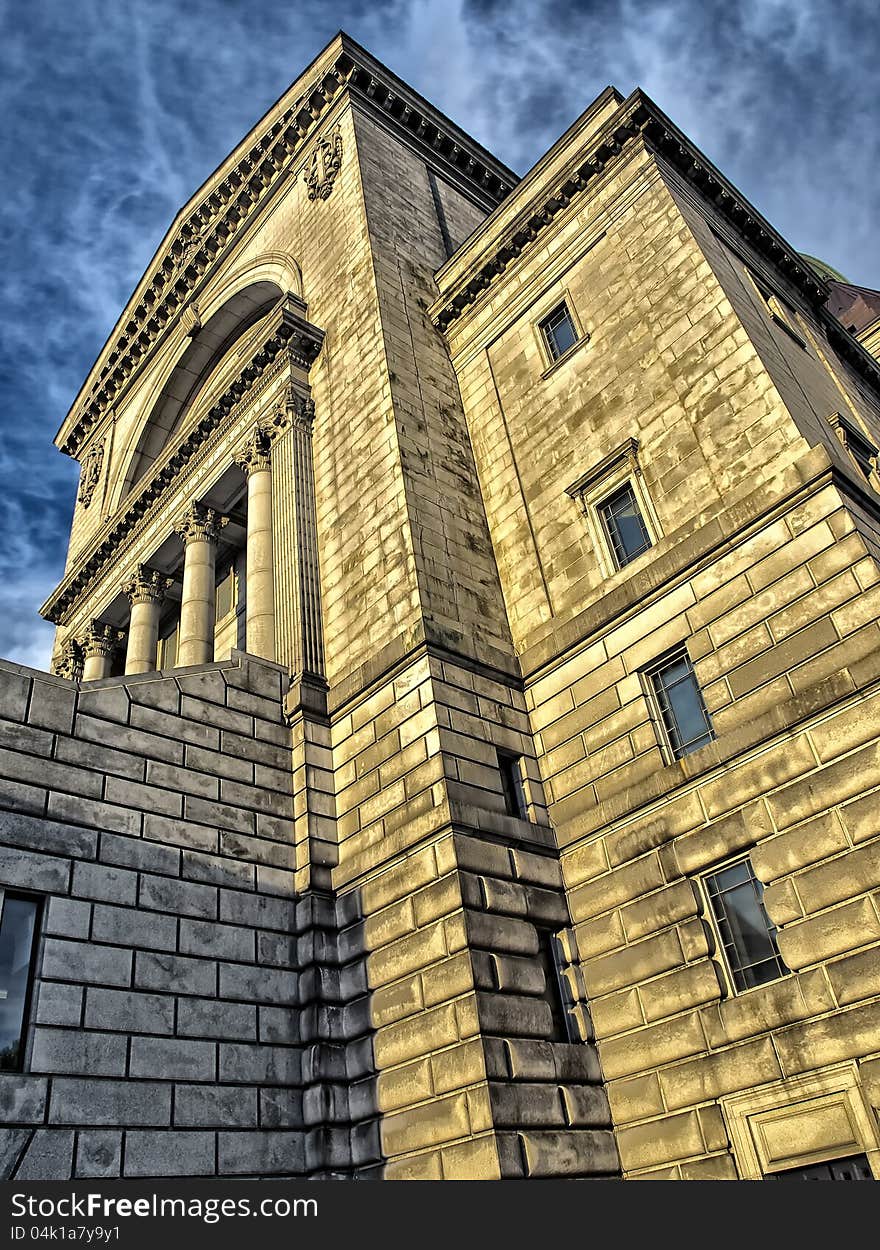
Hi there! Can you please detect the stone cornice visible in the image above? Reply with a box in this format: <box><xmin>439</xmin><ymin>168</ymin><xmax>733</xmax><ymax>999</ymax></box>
<box><xmin>41</xmin><ymin>297</ymin><xmax>324</xmax><ymax>626</ymax></box>
<box><xmin>431</xmin><ymin>90</ymin><xmax>880</xmax><ymax>394</ymax></box>
<box><xmin>57</xmin><ymin>33</ymin><xmax>515</xmax><ymax>459</ymax></box>
<box><xmin>432</xmin><ymin>91</ymin><xmax>831</xmax><ymax>328</ymax></box>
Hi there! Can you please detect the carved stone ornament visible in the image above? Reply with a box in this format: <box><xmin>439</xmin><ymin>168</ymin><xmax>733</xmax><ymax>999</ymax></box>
<box><xmin>122</xmin><ymin>565</ymin><xmax>173</xmax><ymax>606</ymax></box>
<box><xmin>305</xmin><ymin>130</ymin><xmax>343</xmax><ymax>201</ymax></box>
<box><xmin>290</xmin><ymin>392</ymin><xmax>316</xmax><ymax>431</ymax></box>
<box><xmin>181</xmin><ymin>302</ymin><xmax>202</xmax><ymax>338</ymax></box>
<box><xmin>77</xmin><ymin>440</ymin><xmax>105</xmax><ymax>508</ymax></box>
<box><xmin>83</xmin><ymin>620</ymin><xmax>125</xmax><ymax>660</ymax></box>
<box><xmin>55</xmin><ymin>637</ymin><xmax>84</xmax><ymax>681</ymax></box>
<box><xmin>235</xmin><ymin>426</ymin><xmax>274</xmax><ymax>477</ymax></box>
<box><xmin>175</xmin><ymin>501</ymin><xmax>229</xmax><ymax>547</ymax></box>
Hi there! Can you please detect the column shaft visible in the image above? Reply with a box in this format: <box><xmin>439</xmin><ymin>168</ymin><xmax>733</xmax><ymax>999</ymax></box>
<box><xmin>122</xmin><ymin>568</ymin><xmax>170</xmax><ymax>675</ymax></box>
<box><xmin>125</xmin><ymin>601</ymin><xmax>161</xmax><ymax>674</ymax></box>
<box><xmin>246</xmin><ymin>465</ymin><xmax>275</xmax><ymax>660</ymax></box>
<box><xmin>175</xmin><ymin>503</ymin><xmax>227</xmax><ymax>668</ymax></box>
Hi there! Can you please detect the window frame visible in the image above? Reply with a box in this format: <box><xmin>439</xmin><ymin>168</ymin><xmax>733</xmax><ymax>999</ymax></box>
<box><xmin>534</xmin><ymin>294</ymin><xmax>588</xmax><ymax>373</ymax></box>
<box><xmin>214</xmin><ymin>561</ymin><xmax>239</xmax><ymax>625</ymax></box>
<box><xmin>699</xmin><ymin>854</ymin><xmax>789</xmax><ymax>997</ymax></box>
<box><xmin>597</xmin><ymin>480</ymin><xmax>653</xmax><ymax>569</ymax></box>
<box><xmin>535</xmin><ymin>927</ymin><xmax>578</xmax><ymax>1043</ymax></box>
<box><xmin>745</xmin><ymin>267</ymin><xmax>808</xmax><ymax>349</ymax></box>
<box><xmin>156</xmin><ymin>616</ymin><xmax>179</xmax><ymax>671</ymax></box>
<box><xmin>565</xmin><ymin>438</ymin><xmax>661</xmax><ymax>579</ymax></box>
<box><xmin>497</xmin><ymin>749</ymin><xmax>527</xmax><ymax>820</ymax></box>
<box><xmin>0</xmin><ymin>889</ymin><xmax>43</xmax><ymax>1074</ymax></box>
<box><xmin>642</xmin><ymin>646</ymin><xmax>715</xmax><ymax>762</ymax></box>
<box><xmin>827</xmin><ymin>411</ymin><xmax>879</xmax><ymax>488</ymax></box>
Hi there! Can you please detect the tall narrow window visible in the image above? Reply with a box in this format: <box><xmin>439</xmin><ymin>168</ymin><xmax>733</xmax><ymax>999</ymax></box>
<box><xmin>497</xmin><ymin>750</ymin><xmax>527</xmax><ymax>820</ymax></box>
<box><xmin>598</xmin><ymin>482</ymin><xmax>652</xmax><ymax>568</ymax></box>
<box><xmin>0</xmin><ymin>893</ymin><xmax>41</xmax><ymax>1071</ymax></box>
<box><xmin>827</xmin><ymin>412</ymin><xmax>878</xmax><ymax>485</ymax></box>
<box><xmin>215</xmin><ymin>565</ymin><xmax>236</xmax><ymax>621</ymax></box>
<box><xmin>156</xmin><ymin>619</ymin><xmax>178</xmax><ymax>670</ymax></box>
<box><xmin>646</xmin><ymin>649</ymin><xmax>714</xmax><ymax>759</ymax></box>
<box><xmin>539</xmin><ymin>302</ymin><xmax>578</xmax><ymax>362</ymax></box>
<box><xmin>536</xmin><ymin>928</ymin><xmax>576</xmax><ymax>1042</ymax></box>
<box><xmin>703</xmin><ymin>857</ymin><xmax>788</xmax><ymax>994</ymax></box>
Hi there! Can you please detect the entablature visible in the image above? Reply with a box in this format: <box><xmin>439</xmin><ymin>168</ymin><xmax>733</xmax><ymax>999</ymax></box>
<box><xmin>42</xmin><ymin>296</ymin><xmax>324</xmax><ymax>627</ymax></box>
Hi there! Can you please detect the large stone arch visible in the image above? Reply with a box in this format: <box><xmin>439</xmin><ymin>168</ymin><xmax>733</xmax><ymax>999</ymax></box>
<box><xmin>116</xmin><ymin>272</ymin><xmax>293</xmax><ymax>502</ymax></box>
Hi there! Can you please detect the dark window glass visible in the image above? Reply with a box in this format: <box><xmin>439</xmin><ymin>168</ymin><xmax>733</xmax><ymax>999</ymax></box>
<box><xmin>599</xmin><ymin>483</ymin><xmax>652</xmax><ymax>568</ymax></box>
<box><xmin>704</xmin><ymin>858</ymin><xmax>788</xmax><ymax>993</ymax></box>
<box><xmin>0</xmin><ymin>893</ymin><xmax>41</xmax><ymax>1071</ymax></box>
<box><xmin>770</xmin><ymin>1154</ymin><xmax>872</xmax><ymax>1181</ymax></box>
<box><xmin>536</xmin><ymin>929</ymin><xmax>575</xmax><ymax>1042</ymax></box>
<box><xmin>540</xmin><ymin>303</ymin><xmax>578</xmax><ymax>362</ymax></box>
<box><xmin>649</xmin><ymin>650</ymin><xmax>714</xmax><ymax>759</ymax></box>
<box><xmin>498</xmin><ymin>751</ymin><xmax>526</xmax><ymax>819</ymax></box>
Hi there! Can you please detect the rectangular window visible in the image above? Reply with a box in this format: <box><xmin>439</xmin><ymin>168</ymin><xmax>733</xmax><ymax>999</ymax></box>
<box><xmin>647</xmin><ymin>649</ymin><xmax>714</xmax><ymax>759</ymax></box>
<box><xmin>0</xmin><ymin>892</ymin><xmax>41</xmax><ymax>1071</ymax></box>
<box><xmin>498</xmin><ymin>751</ymin><xmax>527</xmax><ymax>819</ymax></box>
<box><xmin>769</xmin><ymin>1154</ymin><xmax>873</xmax><ymax>1181</ymax></box>
<box><xmin>215</xmin><ymin>565</ymin><xmax>236</xmax><ymax>621</ymax></box>
<box><xmin>827</xmin><ymin>412</ymin><xmax>878</xmax><ymax>484</ymax></box>
<box><xmin>703</xmin><ymin>857</ymin><xmax>788</xmax><ymax>994</ymax></box>
<box><xmin>156</xmin><ymin>619</ymin><xmax>178</xmax><ymax>670</ymax></box>
<box><xmin>539</xmin><ymin>302</ymin><xmax>578</xmax><ymax>362</ymax></box>
<box><xmin>536</xmin><ymin>928</ymin><xmax>576</xmax><ymax>1042</ymax></box>
<box><xmin>598</xmin><ymin>482</ymin><xmax>652</xmax><ymax>568</ymax></box>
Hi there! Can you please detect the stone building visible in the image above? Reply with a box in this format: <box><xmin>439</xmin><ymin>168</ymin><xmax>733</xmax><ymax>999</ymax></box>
<box><xmin>0</xmin><ymin>32</ymin><xmax>879</xmax><ymax>1179</ymax></box>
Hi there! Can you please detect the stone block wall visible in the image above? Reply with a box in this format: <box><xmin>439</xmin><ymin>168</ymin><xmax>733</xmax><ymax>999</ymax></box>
<box><xmin>334</xmin><ymin>826</ymin><xmax>615</xmax><ymax>1179</ymax></box>
<box><xmin>0</xmin><ymin>652</ymin><xmax>374</xmax><ymax>1179</ymax></box>
<box><xmin>435</xmin><ymin>105</ymin><xmax>880</xmax><ymax>1177</ymax></box>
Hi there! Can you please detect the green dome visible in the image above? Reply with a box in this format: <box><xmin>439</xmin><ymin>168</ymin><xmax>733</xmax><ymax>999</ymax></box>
<box><xmin>801</xmin><ymin>254</ymin><xmax>850</xmax><ymax>284</ymax></box>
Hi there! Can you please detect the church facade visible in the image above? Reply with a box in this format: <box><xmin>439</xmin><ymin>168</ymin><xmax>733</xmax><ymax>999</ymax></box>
<box><xmin>1</xmin><ymin>33</ymin><xmax>879</xmax><ymax>1179</ymax></box>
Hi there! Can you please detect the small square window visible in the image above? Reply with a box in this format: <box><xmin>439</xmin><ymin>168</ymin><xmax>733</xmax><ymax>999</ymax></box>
<box><xmin>646</xmin><ymin>648</ymin><xmax>714</xmax><ymax>760</ymax></box>
<box><xmin>0</xmin><ymin>892</ymin><xmax>42</xmax><ymax>1071</ymax></box>
<box><xmin>703</xmin><ymin>857</ymin><xmax>789</xmax><ymax>994</ymax></box>
<box><xmin>539</xmin><ymin>302</ymin><xmax>579</xmax><ymax>362</ymax></box>
<box><xmin>497</xmin><ymin>750</ymin><xmax>527</xmax><ymax>819</ymax></box>
<box><xmin>598</xmin><ymin>482</ymin><xmax>652</xmax><ymax>568</ymax></box>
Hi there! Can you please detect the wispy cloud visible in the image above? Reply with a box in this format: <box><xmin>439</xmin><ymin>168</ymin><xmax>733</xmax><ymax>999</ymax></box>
<box><xmin>1</xmin><ymin>0</ymin><xmax>877</xmax><ymax>668</ymax></box>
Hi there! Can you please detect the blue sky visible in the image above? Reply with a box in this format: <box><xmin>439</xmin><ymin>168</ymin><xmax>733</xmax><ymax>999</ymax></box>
<box><xmin>1</xmin><ymin>0</ymin><xmax>877</xmax><ymax>668</ymax></box>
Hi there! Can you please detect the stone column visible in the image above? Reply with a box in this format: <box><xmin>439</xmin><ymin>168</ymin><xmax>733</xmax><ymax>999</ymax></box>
<box><xmin>175</xmin><ymin>502</ymin><xmax>228</xmax><ymax>668</ymax></box>
<box><xmin>82</xmin><ymin>621</ymin><xmax>124</xmax><ymax>682</ymax></box>
<box><xmin>236</xmin><ymin>426</ymin><xmax>276</xmax><ymax>660</ymax></box>
<box><xmin>123</xmin><ymin>566</ymin><xmax>171</xmax><ymax>674</ymax></box>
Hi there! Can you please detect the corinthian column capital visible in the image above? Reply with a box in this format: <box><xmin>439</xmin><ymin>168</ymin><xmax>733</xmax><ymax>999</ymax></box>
<box><xmin>123</xmin><ymin>565</ymin><xmax>173</xmax><ymax>606</ymax></box>
<box><xmin>287</xmin><ymin>385</ymin><xmax>315</xmax><ymax>432</ymax></box>
<box><xmin>175</xmin><ymin>502</ymin><xmax>229</xmax><ymax>547</ymax></box>
<box><xmin>235</xmin><ymin>425</ymin><xmax>274</xmax><ymax>477</ymax></box>
<box><xmin>55</xmin><ymin>637</ymin><xmax>84</xmax><ymax>681</ymax></box>
<box><xmin>83</xmin><ymin>620</ymin><xmax>126</xmax><ymax>659</ymax></box>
